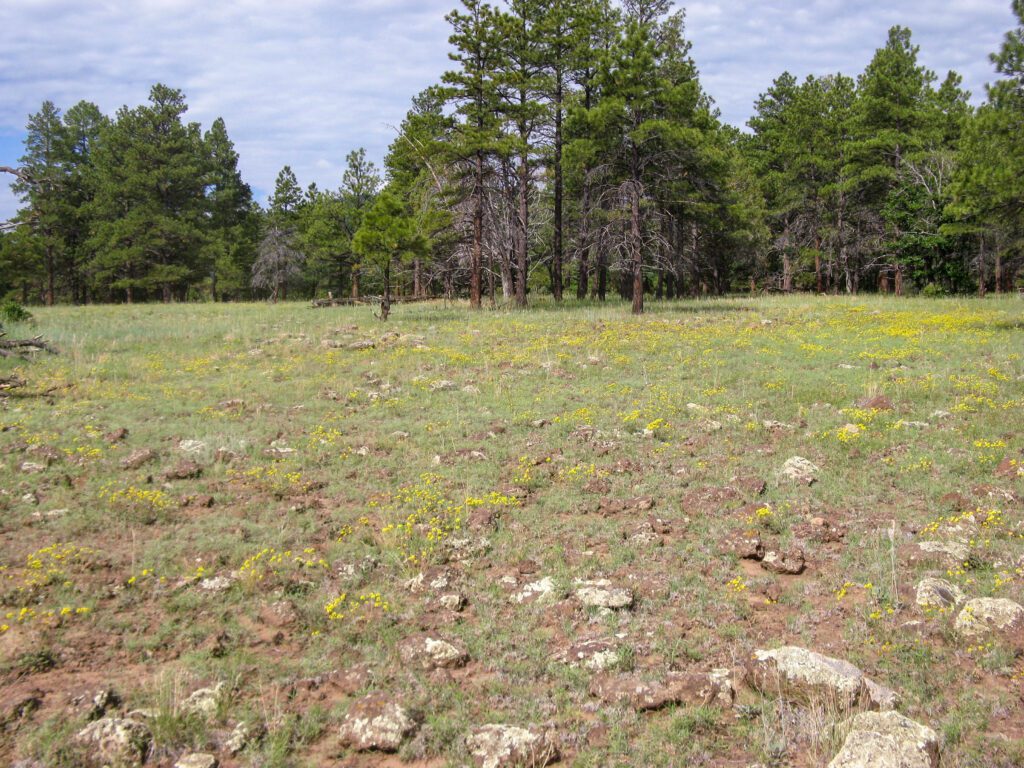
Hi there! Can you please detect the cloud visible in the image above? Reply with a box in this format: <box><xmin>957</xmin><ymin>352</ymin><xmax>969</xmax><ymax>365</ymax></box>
<box><xmin>0</xmin><ymin>0</ymin><xmax>1018</xmax><ymax>222</ymax></box>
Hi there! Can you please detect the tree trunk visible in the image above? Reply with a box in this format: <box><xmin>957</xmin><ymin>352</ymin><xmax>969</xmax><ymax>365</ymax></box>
<box><xmin>577</xmin><ymin>182</ymin><xmax>593</xmax><ymax>299</ymax></box>
<box><xmin>894</xmin><ymin>267</ymin><xmax>903</xmax><ymax>297</ymax></box>
<box><xmin>380</xmin><ymin>260</ymin><xmax>391</xmax><ymax>321</ymax></box>
<box><xmin>814</xmin><ymin>236</ymin><xmax>823</xmax><ymax>293</ymax></box>
<box><xmin>471</xmin><ymin>150</ymin><xmax>484</xmax><ymax>309</ymax></box>
<box><xmin>351</xmin><ymin>267</ymin><xmax>360</xmax><ymax>299</ymax></box>
<box><xmin>45</xmin><ymin>244</ymin><xmax>55</xmax><ymax>306</ymax></box>
<box><xmin>515</xmin><ymin>143</ymin><xmax>529</xmax><ymax>308</ymax></box>
<box><xmin>631</xmin><ymin>182</ymin><xmax>643</xmax><ymax>315</ymax></box>
<box><xmin>552</xmin><ymin>74</ymin><xmax>564</xmax><ymax>302</ymax></box>
<box><xmin>413</xmin><ymin>258</ymin><xmax>422</xmax><ymax>298</ymax></box>
<box><xmin>995</xmin><ymin>250</ymin><xmax>1003</xmax><ymax>295</ymax></box>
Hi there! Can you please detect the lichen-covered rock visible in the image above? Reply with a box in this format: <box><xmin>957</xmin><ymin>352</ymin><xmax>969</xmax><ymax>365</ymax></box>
<box><xmin>748</xmin><ymin>647</ymin><xmax>897</xmax><ymax>711</ymax></box>
<box><xmin>465</xmin><ymin>724</ymin><xmax>558</xmax><ymax>768</ymax></box>
<box><xmin>174</xmin><ymin>753</ymin><xmax>218</xmax><ymax>768</ymax></box>
<box><xmin>183</xmin><ymin>683</ymin><xmax>224</xmax><ymax>718</ymax></box>
<box><xmin>780</xmin><ymin>456</ymin><xmax>819</xmax><ymax>485</ymax></box>
<box><xmin>559</xmin><ymin>639</ymin><xmax>619</xmax><ymax>672</ymax></box>
<box><xmin>589</xmin><ymin>671</ymin><xmax>728</xmax><ymax>711</ymax></box>
<box><xmin>915</xmin><ymin>578</ymin><xmax>965</xmax><ymax>610</ymax></box>
<box><xmin>573</xmin><ymin>579</ymin><xmax>634</xmax><ymax>610</ymax></box>
<box><xmin>955</xmin><ymin>598</ymin><xmax>1024</xmax><ymax>639</ymax></box>
<box><xmin>828</xmin><ymin>711</ymin><xmax>939</xmax><ymax>768</ymax></box>
<box><xmin>338</xmin><ymin>693</ymin><xmax>418</xmax><ymax>752</ymax></box>
<box><xmin>760</xmin><ymin>548</ymin><xmax>806</xmax><ymax>575</ymax></box>
<box><xmin>914</xmin><ymin>541</ymin><xmax>970</xmax><ymax>568</ymax></box>
<box><xmin>75</xmin><ymin>716</ymin><xmax>152</xmax><ymax>766</ymax></box>
<box><xmin>510</xmin><ymin>577</ymin><xmax>556</xmax><ymax>605</ymax></box>
<box><xmin>397</xmin><ymin>635</ymin><xmax>469</xmax><ymax>670</ymax></box>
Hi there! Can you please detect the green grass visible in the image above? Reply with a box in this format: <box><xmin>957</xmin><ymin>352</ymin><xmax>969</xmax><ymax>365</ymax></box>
<box><xmin>1</xmin><ymin>294</ymin><xmax>1023</xmax><ymax>766</ymax></box>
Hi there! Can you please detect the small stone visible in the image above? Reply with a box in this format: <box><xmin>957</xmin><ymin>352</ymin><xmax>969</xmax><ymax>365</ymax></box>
<box><xmin>225</xmin><ymin>722</ymin><xmax>255</xmax><ymax>755</ymax></box>
<box><xmin>19</xmin><ymin>461</ymin><xmax>46</xmax><ymax>474</ymax></box>
<box><xmin>510</xmin><ymin>577</ymin><xmax>556</xmax><ymax>605</ymax></box>
<box><xmin>780</xmin><ymin>456</ymin><xmax>819</xmax><ymax>485</ymax></box>
<box><xmin>760</xmin><ymin>548</ymin><xmax>806</xmax><ymax>575</ymax></box>
<box><xmin>174</xmin><ymin>754</ymin><xmax>218</xmax><ymax>768</ymax></box>
<box><xmin>462</xmin><ymin>385</ymin><xmax>481</xmax><ymax>395</ymax></box>
<box><xmin>121</xmin><ymin>448</ymin><xmax>157</xmax><ymax>470</ymax></box>
<box><xmin>338</xmin><ymin>693</ymin><xmax>418</xmax><ymax>752</ymax></box>
<box><xmin>857</xmin><ymin>394</ymin><xmax>894</xmax><ymax>411</ymax></box>
<box><xmin>439</xmin><ymin>593</ymin><xmax>466</xmax><ymax>612</ymax></box>
<box><xmin>348</xmin><ymin>340</ymin><xmax>375</xmax><ymax>351</ymax></box>
<box><xmin>164</xmin><ymin>460</ymin><xmax>202</xmax><ymax>480</ymax></box>
<box><xmin>75</xmin><ymin>716</ymin><xmax>152</xmax><ymax>766</ymax></box>
<box><xmin>915</xmin><ymin>578</ymin><xmax>965</xmax><ymax>610</ymax></box>
<box><xmin>748</xmin><ymin>647</ymin><xmax>897</xmax><ymax>711</ymax></box>
<box><xmin>182</xmin><ymin>683</ymin><xmax>224</xmax><ymax>718</ymax></box>
<box><xmin>198</xmin><ymin>576</ymin><xmax>233</xmax><ymax>592</ymax></box>
<box><xmin>574</xmin><ymin>579</ymin><xmax>634</xmax><ymax>610</ymax></box>
<box><xmin>560</xmin><ymin>639</ymin><xmax>619</xmax><ymax>671</ymax></box>
<box><xmin>177</xmin><ymin>440</ymin><xmax>207</xmax><ymax>454</ymax></box>
<box><xmin>827</xmin><ymin>710</ymin><xmax>938</xmax><ymax>768</ymax></box>
<box><xmin>431</xmin><ymin>379</ymin><xmax>456</xmax><ymax>391</ymax></box>
<box><xmin>915</xmin><ymin>540</ymin><xmax>970</xmax><ymax>567</ymax></box>
<box><xmin>105</xmin><ymin>427</ymin><xmax>130</xmax><ymax>443</ymax></box>
<box><xmin>465</xmin><ymin>724</ymin><xmax>558</xmax><ymax>768</ymax></box>
<box><xmin>589</xmin><ymin>672</ymin><xmax>727</xmax><ymax>711</ymax></box>
<box><xmin>397</xmin><ymin>635</ymin><xmax>469</xmax><ymax>670</ymax></box>
<box><xmin>955</xmin><ymin>597</ymin><xmax>1024</xmax><ymax>640</ymax></box>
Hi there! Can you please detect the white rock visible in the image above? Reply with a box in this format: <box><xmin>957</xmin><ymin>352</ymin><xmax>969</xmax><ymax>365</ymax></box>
<box><xmin>750</xmin><ymin>647</ymin><xmax>897</xmax><ymax>710</ymax></box>
<box><xmin>955</xmin><ymin>597</ymin><xmax>1024</xmax><ymax>639</ymax></box>
<box><xmin>510</xmin><ymin>577</ymin><xmax>556</xmax><ymax>605</ymax></box>
<box><xmin>466</xmin><ymin>724</ymin><xmax>558</xmax><ymax>768</ymax></box>
<box><xmin>574</xmin><ymin>579</ymin><xmax>634</xmax><ymax>610</ymax></box>
<box><xmin>178</xmin><ymin>440</ymin><xmax>207</xmax><ymax>454</ymax></box>
<box><xmin>75</xmin><ymin>716</ymin><xmax>152</xmax><ymax>766</ymax></box>
<box><xmin>828</xmin><ymin>710</ymin><xmax>938</xmax><ymax>768</ymax></box>
<box><xmin>183</xmin><ymin>683</ymin><xmax>224</xmax><ymax>718</ymax></box>
<box><xmin>915</xmin><ymin>578</ymin><xmax>965</xmax><ymax>610</ymax></box>
<box><xmin>780</xmin><ymin>456</ymin><xmax>820</xmax><ymax>485</ymax></box>
<box><xmin>174</xmin><ymin>754</ymin><xmax>218</xmax><ymax>768</ymax></box>
<box><xmin>198</xmin><ymin>576</ymin><xmax>233</xmax><ymax>593</ymax></box>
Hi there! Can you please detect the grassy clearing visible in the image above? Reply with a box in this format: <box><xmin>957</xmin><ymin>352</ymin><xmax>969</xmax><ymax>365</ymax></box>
<box><xmin>1</xmin><ymin>295</ymin><xmax>1023</xmax><ymax>767</ymax></box>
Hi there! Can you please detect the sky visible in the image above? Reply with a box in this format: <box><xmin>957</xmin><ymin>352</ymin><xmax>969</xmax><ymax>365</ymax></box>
<box><xmin>0</xmin><ymin>0</ymin><xmax>1017</xmax><ymax>223</ymax></box>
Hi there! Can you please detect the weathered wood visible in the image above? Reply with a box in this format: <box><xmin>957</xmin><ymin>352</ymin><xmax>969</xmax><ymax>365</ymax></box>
<box><xmin>0</xmin><ymin>334</ymin><xmax>60</xmax><ymax>358</ymax></box>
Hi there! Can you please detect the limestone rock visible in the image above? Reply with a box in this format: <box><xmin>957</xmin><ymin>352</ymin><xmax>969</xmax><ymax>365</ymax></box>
<box><xmin>465</xmin><ymin>724</ymin><xmax>558</xmax><ymax>768</ymax></box>
<box><xmin>75</xmin><ymin>716</ymin><xmax>152</xmax><ymax>766</ymax></box>
<box><xmin>780</xmin><ymin>456</ymin><xmax>819</xmax><ymax>485</ymax></box>
<box><xmin>748</xmin><ymin>647</ymin><xmax>897</xmax><ymax>711</ymax></box>
<box><xmin>915</xmin><ymin>578</ymin><xmax>965</xmax><ymax>611</ymax></box>
<box><xmin>183</xmin><ymin>683</ymin><xmax>224</xmax><ymax>718</ymax></box>
<box><xmin>955</xmin><ymin>598</ymin><xmax>1024</xmax><ymax>639</ymax></box>
<box><xmin>828</xmin><ymin>711</ymin><xmax>938</xmax><ymax>768</ymax></box>
<box><xmin>914</xmin><ymin>540</ymin><xmax>970</xmax><ymax>568</ymax></box>
<box><xmin>589</xmin><ymin>671</ymin><xmax>728</xmax><ymax>711</ymax></box>
<box><xmin>760</xmin><ymin>548</ymin><xmax>806</xmax><ymax>575</ymax></box>
<box><xmin>573</xmin><ymin>579</ymin><xmax>634</xmax><ymax>610</ymax></box>
<box><xmin>121</xmin><ymin>448</ymin><xmax>157</xmax><ymax>470</ymax></box>
<box><xmin>338</xmin><ymin>693</ymin><xmax>418</xmax><ymax>752</ymax></box>
<box><xmin>348</xmin><ymin>340</ymin><xmax>375</xmax><ymax>351</ymax></box>
<box><xmin>225</xmin><ymin>721</ymin><xmax>257</xmax><ymax>755</ymax></box>
<box><xmin>559</xmin><ymin>639</ymin><xmax>619</xmax><ymax>672</ymax></box>
<box><xmin>398</xmin><ymin>635</ymin><xmax>469</xmax><ymax>671</ymax></box>
<box><xmin>174</xmin><ymin>754</ymin><xmax>218</xmax><ymax>768</ymax></box>
<box><xmin>510</xmin><ymin>577</ymin><xmax>556</xmax><ymax>605</ymax></box>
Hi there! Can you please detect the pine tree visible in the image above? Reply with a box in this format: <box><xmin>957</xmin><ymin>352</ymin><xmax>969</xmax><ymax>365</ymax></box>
<box><xmin>89</xmin><ymin>84</ymin><xmax>208</xmax><ymax>302</ymax></box>
<box><xmin>203</xmin><ymin>117</ymin><xmax>255</xmax><ymax>300</ymax></box>
<box><xmin>442</xmin><ymin>0</ymin><xmax>507</xmax><ymax>308</ymax></box>
<box><xmin>13</xmin><ymin>101</ymin><xmax>68</xmax><ymax>305</ymax></box>
<box><xmin>352</xmin><ymin>188</ymin><xmax>428</xmax><ymax>319</ymax></box>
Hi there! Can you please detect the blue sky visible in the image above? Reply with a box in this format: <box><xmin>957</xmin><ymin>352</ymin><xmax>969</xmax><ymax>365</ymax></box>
<box><xmin>0</xmin><ymin>0</ymin><xmax>1017</xmax><ymax>223</ymax></box>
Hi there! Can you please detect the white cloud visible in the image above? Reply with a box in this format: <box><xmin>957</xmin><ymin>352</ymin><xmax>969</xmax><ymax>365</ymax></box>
<box><xmin>0</xmin><ymin>0</ymin><xmax>1018</xmax><ymax>222</ymax></box>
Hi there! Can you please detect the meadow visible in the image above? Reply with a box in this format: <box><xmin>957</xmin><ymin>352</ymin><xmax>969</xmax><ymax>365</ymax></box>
<box><xmin>1</xmin><ymin>295</ymin><xmax>1023</xmax><ymax>768</ymax></box>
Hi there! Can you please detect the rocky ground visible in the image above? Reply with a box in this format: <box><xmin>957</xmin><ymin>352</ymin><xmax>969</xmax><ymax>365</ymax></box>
<box><xmin>1</xmin><ymin>296</ymin><xmax>1023</xmax><ymax>767</ymax></box>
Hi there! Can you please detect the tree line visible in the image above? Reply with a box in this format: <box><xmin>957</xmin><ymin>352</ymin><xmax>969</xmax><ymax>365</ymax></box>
<box><xmin>3</xmin><ymin>0</ymin><xmax>1023</xmax><ymax>311</ymax></box>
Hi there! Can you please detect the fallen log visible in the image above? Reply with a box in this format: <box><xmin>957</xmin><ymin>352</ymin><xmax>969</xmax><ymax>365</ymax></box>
<box><xmin>0</xmin><ymin>333</ymin><xmax>59</xmax><ymax>358</ymax></box>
